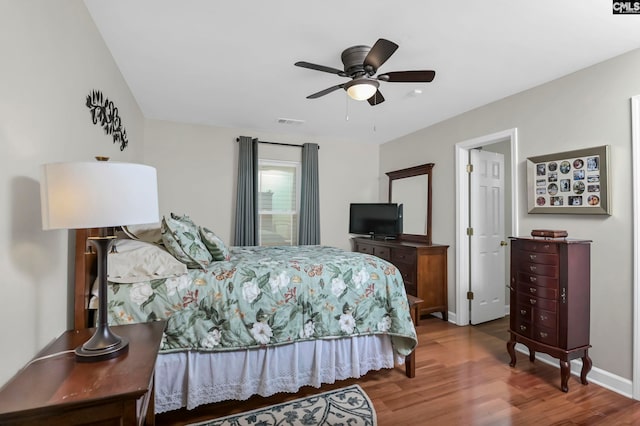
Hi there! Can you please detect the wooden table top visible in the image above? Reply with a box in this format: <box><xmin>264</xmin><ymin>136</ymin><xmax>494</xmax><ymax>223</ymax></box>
<box><xmin>0</xmin><ymin>321</ymin><xmax>166</xmax><ymax>417</ymax></box>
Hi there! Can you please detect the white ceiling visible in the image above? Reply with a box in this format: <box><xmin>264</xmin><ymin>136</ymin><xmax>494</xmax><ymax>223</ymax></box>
<box><xmin>84</xmin><ymin>1</ymin><xmax>640</xmax><ymax>145</ymax></box>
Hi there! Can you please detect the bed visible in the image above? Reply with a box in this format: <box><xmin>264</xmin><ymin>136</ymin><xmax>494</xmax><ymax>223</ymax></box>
<box><xmin>73</xmin><ymin>216</ymin><xmax>418</xmax><ymax>413</ymax></box>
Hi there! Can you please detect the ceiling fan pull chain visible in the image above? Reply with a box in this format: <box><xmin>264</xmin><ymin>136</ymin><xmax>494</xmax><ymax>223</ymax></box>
<box><xmin>345</xmin><ymin>93</ymin><xmax>350</xmax><ymax>121</ymax></box>
<box><xmin>372</xmin><ymin>93</ymin><xmax>377</xmax><ymax>132</ymax></box>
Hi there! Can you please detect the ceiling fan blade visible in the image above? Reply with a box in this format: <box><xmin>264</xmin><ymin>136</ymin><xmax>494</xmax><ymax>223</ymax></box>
<box><xmin>367</xmin><ymin>90</ymin><xmax>385</xmax><ymax>106</ymax></box>
<box><xmin>295</xmin><ymin>61</ymin><xmax>345</xmax><ymax>75</ymax></box>
<box><xmin>377</xmin><ymin>70</ymin><xmax>436</xmax><ymax>83</ymax></box>
<box><xmin>307</xmin><ymin>83</ymin><xmax>346</xmax><ymax>99</ymax></box>
<box><xmin>363</xmin><ymin>39</ymin><xmax>399</xmax><ymax>72</ymax></box>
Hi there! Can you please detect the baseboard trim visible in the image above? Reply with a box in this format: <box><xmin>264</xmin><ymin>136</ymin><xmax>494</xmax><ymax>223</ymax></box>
<box><xmin>514</xmin><ymin>343</ymin><xmax>633</xmax><ymax>398</ymax></box>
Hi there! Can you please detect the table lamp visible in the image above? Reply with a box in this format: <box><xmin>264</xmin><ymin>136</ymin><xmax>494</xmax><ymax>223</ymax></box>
<box><xmin>40</xmin><ymin>159</ymin><xmax>159</xmax><ymax>362</ymax></box>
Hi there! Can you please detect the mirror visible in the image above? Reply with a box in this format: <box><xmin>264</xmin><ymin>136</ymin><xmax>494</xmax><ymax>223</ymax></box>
<box><xmin>386</xmin><ymin>163</ymin><xmax>433</xmax><ymax>245</ymax></box>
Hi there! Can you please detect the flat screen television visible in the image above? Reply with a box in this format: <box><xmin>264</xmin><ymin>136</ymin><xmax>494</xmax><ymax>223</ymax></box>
<box><xmin>348</xmin><ymin>203</ymin><xmax>403</xmax><ymax>239</ymax></box>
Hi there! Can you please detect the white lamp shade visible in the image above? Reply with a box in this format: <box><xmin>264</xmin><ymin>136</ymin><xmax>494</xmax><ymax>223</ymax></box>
<box><xmin>40</xmin><ymin>161</ymin><xmax>159</xmax><ymax>230</ymax></box>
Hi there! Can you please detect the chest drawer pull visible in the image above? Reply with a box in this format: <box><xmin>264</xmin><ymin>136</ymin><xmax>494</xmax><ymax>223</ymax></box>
<box><xmin>529</xmin><ymin>287</ymin><xmax>537</xmax><ymax>293</ymax></box>
<box><xmin>539</xmin><ymin>332</ymin><xmax>548</xmax><ymax>338</ymax></box>
<box><xmin>529</xmin><ymin>276</ymin><xmax>537</xmax><ymax>283</ymax></box>
<box><xmin>520</xmin><ymin>309</ymin><xmax>527</xmax><ymax>315</ymax></box>
<box><xmin>529</xmin><ymin>298</ymin><xmax>537</xmax><ymax>305</ymax></box>
<box><xmin>529</xmin><ymin>265</ymin><xmax>537</xmax><ymax>272</ymax></box>
<box><xmin>520</xmin><ymin>325</ymin><xmax>527</xmax><ymax>331</ymax></box>
<box><xmin>540</xmin><ymin>314</ymin><xmax>548</xmax><ymax>321</ymax></box>
<box><xmin>529</xmin><ymin>254</ymin><xmax>537</xmax><ymax>260</ymax></box>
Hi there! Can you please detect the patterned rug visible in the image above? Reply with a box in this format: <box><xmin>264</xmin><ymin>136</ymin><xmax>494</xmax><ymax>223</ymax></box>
<box><xmin>188</xmin><ymin>385</ymin><xmax>377</xmax><ymax>426</ymax></box>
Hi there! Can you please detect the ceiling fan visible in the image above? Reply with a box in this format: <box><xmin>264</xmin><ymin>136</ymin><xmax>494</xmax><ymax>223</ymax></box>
<box><xmin>294</xmin><ymin>38</ymin><xmax>436</xmax><ymax>106</ymax></box>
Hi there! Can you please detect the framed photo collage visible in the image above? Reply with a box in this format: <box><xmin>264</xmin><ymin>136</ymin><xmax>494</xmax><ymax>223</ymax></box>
<box><xmin>526</xmin><ymin>145</ymin><xmax>610</xmax><ymax>215</ymax></box>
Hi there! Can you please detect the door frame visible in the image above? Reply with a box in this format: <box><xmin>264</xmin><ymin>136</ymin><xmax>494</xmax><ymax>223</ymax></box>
<box><xmin>454</xmin><ymin>128</ymin><xmax>519</xmax><ymax>326</ymax></box>
<box><xmin>631</xmin><ymin>95</ymin><xmax>640</xmax><ymax>400</ymax></box>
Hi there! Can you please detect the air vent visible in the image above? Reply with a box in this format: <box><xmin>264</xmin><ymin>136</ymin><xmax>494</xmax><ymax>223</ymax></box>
<box><xmin>277</xmin><ymin>118</ymin><xmax>305</xmax><ymax>125</ymax></box>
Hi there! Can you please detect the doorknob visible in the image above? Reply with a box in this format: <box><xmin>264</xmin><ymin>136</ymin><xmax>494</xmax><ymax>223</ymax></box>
<box><xmin>500</xmin><ymin>241</ymin><xmax>508</xmax><ymax>246</ymax></box>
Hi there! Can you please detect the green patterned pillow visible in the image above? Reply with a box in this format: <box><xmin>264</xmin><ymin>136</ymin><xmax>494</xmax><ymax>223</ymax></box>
<box><xmin>161</xmin><ymin>214</ymin><xmax>213</xmax><ymax>268</ymax></box>
<box><xmin>199</xmin><ymin>227</ymin><xmax>230</xmax><ymax>261</ymax></box>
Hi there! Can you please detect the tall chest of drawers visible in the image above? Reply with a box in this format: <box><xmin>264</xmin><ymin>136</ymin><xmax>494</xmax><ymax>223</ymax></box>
<box><xmin>351</xmin><ymin>237</ymin><xmax>449</xmax><ymax>321</ymax></box>
<box><xmin>507</xmin><ymin>237</ymin><xmax>592</xmax><ymax>392</ymax></box>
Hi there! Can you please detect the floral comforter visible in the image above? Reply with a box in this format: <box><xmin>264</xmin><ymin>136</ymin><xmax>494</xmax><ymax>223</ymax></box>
<box><xmin>107</xmin><ymin>245</ymin><xmax>417</xmax><ymax>356</ymax></box>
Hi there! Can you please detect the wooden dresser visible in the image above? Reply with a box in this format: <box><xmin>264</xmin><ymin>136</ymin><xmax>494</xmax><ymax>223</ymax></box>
<box><xmin>507</xmin><ymin>237</ymin><xmax>592</xmax><ymax>392</ymax></box>
<box><xmin>352</xmin><ymin>237</ymin><xmax>449</xmax><ymax>321</ymax></box>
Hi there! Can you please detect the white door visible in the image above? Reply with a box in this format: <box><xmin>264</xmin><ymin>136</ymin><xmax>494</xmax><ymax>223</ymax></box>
<box><xmin>469</xmin><ymin>149</ymin><xmax>506</xmax><ymax>324</ymax></box>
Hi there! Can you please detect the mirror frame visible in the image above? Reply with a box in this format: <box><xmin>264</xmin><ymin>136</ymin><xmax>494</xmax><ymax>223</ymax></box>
<box><xmin>386</xmin><ymin>163</ymin><xmax>434</xmax><ymax>245</ymax></box>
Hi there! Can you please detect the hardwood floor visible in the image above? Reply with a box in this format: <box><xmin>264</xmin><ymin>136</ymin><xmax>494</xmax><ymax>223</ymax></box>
<box><xmin>156</xmin><ymin>316</ymin><xmax>640</xmax><ymax>425</ymax></box>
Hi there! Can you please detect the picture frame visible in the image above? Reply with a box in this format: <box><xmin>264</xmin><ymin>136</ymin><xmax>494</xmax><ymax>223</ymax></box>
<box><xmin>527</xmin><ymin>145</ymin><xmax>610</xmax><ymax>215</ymax></box>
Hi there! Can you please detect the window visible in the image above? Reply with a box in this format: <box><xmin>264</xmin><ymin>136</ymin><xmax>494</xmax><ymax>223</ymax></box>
<box><xmin>258</xmin><ymin>160</ymin><xmax>300</xmax><ymax>246</ymax></box>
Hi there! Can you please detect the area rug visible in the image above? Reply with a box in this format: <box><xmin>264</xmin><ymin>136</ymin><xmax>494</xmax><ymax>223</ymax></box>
<box><xmin>188</xmin><ymin>384</ymin><xmax>377</xmax><ymax>426</ymax></box>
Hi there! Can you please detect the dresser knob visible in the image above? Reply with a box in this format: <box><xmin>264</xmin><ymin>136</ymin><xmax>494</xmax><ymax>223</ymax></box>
<box><xmin>540</xmin><ymin>314</ymin><xmax>547</xmax><ymax>321</ymax></box>
<box><xmin>540</xmin><ymin>332</ymin><xmax>548</xmax><ymax>338</ymax></box>
<box><xmin>520</xmin><ymin>309</ymin><xmax>527</xmax><ymax>315</ymax></box>
<box><xmin>520</xmin><ymin>325</ymin><xmax>527</xmax><ymax>331</ymax></box>
<box><xmin>529</xmin><ymin>276</ymin><xmax>537</xmax><ymax>283</ymax></box>
<box><xmin>530</xmin><ymin>298</ymin><xmax>536</xmax><ymax>305</ymax></box>
<box><xmin>529</xmin><ymin>287</ymin><xmax>537</xmax><ymax>293</ymax></box>
<box><xmin>530</xmin><ymin>265</ymin><xmax>537</xmax><ymax>271</ymax></box>
<box><xmin>529</xmin><ymin>254</ymin><xmax>537</xmax><ymax>260</ymax></box>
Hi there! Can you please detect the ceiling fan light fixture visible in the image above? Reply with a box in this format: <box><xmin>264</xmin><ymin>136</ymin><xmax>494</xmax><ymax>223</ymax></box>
<box><xmin>345</xmin><ymin>79</ymin><xmax>379</xmax><ymax>101</ymax></box>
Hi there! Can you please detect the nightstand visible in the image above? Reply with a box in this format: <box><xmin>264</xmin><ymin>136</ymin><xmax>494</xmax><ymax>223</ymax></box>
<box><xmin>0</xmin><ymin>320</ymin><xmax>166</xmax><ymax>425</ymax></box>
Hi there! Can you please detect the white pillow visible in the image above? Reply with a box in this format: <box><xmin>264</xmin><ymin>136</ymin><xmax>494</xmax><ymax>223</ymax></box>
<box><xmin>121</xmin><ymin>223</ymin><xmax>163</xmax><ymax>245</ymax></box>
<box><xmin>107</xmin><ymin>239</ymin><xmax>188</xmax><ymax>283</ymax></box>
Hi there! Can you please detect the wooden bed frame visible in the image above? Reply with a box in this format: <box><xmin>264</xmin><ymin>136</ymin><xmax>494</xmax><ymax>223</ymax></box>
<box><xmin>73</xmin><ymin>228</ymin><xmax>99</xmax><ymax>329</ymax></box>
<box><xmin>72</xmin><ymin>228</ymin><xmax>417</xmax><ymax>378</ymax></box>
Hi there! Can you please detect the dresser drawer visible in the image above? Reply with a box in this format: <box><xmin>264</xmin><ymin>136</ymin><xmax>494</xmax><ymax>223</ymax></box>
<box><xmin>517</xmin><ymin>282</ymin><xmax>558</xmax><ymax>299</ymax></box>
<box><xmin>517</xmin><ymin>261</ymin><xmax>558</xmax><ymax>278</ymax></box>
<box><xmin>355</xmin><ymin>243</ymin><xmax>391</xmax><ymax>261</ymax></box>
<box><xmin>374</xmin><ymin>246</ymin><xmax>391</xmax><ymax>261</ymax></box>
<box><xmin>518</xmin><ymin>292</ymin><xmax>557</xmax><ymax>312</ymax></box>
<box><xmin>394</xmin><ymin>261</ymin><xmax>416</xmax><ymax>285</ymax></box>
<box><xmin>535</xmin><ymin>308</ymin><xmax>557</xmax><ymax>329</ymax></box>
<box><xmin>516</xmin><ymin>304</ymin><xmax>533</xmax><ymax>322</ymax></box>
<box><xmin>514</xmin><ymin>317</ymin><xmax>533</xmax><ymax>338</ymax></box>
<box><xmin>517</xmin><ymin>272</ymin><xmax>558</xmax><ymax>289</ymax></box>
<box><xmin>520</xmin><ymin>251</ymin><xmax>558</xmax><ymax>265</ymax></box>
<box><xmin>534</xmin><ymin>324</ymin><xmax>558</xmax><ymax>346</ymax></box>
<box><xmin>391</xmin><ymin>248</ymin><xmax>416</xmax><ymax>264</ymax></box>
<box><xmin>518</xmin><ymin>241</ymin><xmax>558</xmax><ymax>254</ymax></box>
<box><xmin>355</xmin><ymin>243</ymin><xmax>374</xmax><ymax>255</ymax></box>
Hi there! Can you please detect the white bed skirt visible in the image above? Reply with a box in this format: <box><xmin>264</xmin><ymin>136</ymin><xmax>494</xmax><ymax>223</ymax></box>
<box><xmin>154</xmin><ymin>334</ymin><xmax>398</xmax><ymax>413</ymax></box>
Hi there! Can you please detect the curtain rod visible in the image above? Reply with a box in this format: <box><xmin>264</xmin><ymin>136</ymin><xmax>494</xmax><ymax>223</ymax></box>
<box><xmin>235</xmin><ymin>138</ymin><xmax>319</xmax><ymax>150</ymax></box>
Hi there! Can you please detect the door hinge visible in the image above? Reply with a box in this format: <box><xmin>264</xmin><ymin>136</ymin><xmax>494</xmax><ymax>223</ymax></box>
<box><xmin>467</xmin><ymin>291</ymin><xmax>474</xmax><ymax>300</ymax></box>
<box><xmin>466</xmin><ymin>227</ymin><xmax>474</xmax><ymax>236</ymax></box>
<box><xmin>466</xmin><ymin>164</ymin><xmax>473</xmax><ymax>173</ymax></box>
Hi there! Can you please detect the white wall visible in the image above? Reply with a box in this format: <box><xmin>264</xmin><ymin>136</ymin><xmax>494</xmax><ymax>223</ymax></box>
<box><xmin>143</xmin><ymin>119</ymin><xmax>380</xmax><ymax>251</ymax></box>
<box><xmin>380</xmin><ymin>48</ymin><xmax>640</xmax><ymax>380</ymax></box>
<box><xmin>0</xmin><ymin>0</ymin><xmax>144</xmax><ymax>385</ymax></box>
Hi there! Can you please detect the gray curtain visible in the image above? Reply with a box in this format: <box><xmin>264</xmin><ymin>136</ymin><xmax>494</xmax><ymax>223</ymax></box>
<box><xmin>234</xmin><ymin>136</ymin><xmax>258</xmax><ymax>246</ymax></box>
<box><xmin>298</xmin><ymin>143</ymin><xmax>320</xmax><ymax>245</ymax></box>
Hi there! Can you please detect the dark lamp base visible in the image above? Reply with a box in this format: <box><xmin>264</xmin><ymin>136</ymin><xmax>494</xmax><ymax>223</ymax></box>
<box><xmin>75</xmin><ymin>336</ymin><xmax>129</xmax><ymax>362</ymax></box>
<box><xmin>77</xmin><ymin>235</ymin><xmax>130</xmax><ymax>362</ymax></box>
